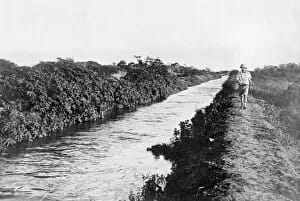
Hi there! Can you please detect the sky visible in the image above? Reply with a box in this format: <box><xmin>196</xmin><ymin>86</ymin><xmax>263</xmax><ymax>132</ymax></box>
<box><xmin>0</xmin><ymin>0</ymin><xmax>299</xmax><ymax>70</ymax></box>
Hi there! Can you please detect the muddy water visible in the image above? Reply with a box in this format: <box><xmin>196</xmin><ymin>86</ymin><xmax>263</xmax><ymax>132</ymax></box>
<box><xmin>0</xmin><ymin>76</ymin><xmax>227</xmax><ymax>201</ymax></box>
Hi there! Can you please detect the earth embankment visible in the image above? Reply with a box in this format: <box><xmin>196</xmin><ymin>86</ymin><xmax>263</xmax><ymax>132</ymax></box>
<box><xmin>138</xmin><ymin>70</ymin><xmax>300</xmax><ymax>201</ymax></box>
<box><xmin>222</xmin><ymin>94</ymin><xmax>300</xmax><ymax>201</ymax></box>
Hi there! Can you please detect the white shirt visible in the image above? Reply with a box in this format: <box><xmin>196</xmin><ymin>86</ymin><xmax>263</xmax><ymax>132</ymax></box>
<box><xmin>237</xmin><ymin>71</ymin><xmax>252</xmax><ymax>85</ymax></box>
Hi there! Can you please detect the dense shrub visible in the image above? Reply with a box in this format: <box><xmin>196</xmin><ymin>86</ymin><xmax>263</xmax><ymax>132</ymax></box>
<box><xmin>0</xmin><ymin>57</ymin><xmax>223</xmax><ymax>150</ymax></box>
<box><xmin>0</xmin><ymin>58</ymin><xmax>187</xmax><ymax>149</ymax></box>
<box><xmin>0</xmin><ymin>59</ymin><xmax>18</xmax><ymax>73</ymax></box>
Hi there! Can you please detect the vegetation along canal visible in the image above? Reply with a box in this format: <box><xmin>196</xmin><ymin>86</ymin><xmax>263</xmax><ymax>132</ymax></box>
<box><xmin>0</xmin><ymin>76</ymin><xmax>227</xmax><ymax>201</ymax></box>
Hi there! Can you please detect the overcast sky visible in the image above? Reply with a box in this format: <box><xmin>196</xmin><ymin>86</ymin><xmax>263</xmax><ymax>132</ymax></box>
<box><xmin>0</xmin><ymin>0</ymin><xmax>299</xmax><ymax>70</ymax></box>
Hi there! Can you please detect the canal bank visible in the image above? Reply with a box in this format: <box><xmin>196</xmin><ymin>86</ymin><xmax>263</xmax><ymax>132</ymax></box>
<box><xmin>221</xmin><ymin>95</ymin><xmax>300</xmax><ymax>201</ymax></box>
<box><xmin>135</xmin><ymin>69</ymin><xmax>300</xmax><ymax>201</ymax></box>
<box><xmin>0</xmin><ymin>76</ymin><xmax>228</xmax><ymax>201</ymax></box>
<box><xmin>139</xmin><ymin>71</ymin><xmax>237</xmax><ymax>201</ymax></box>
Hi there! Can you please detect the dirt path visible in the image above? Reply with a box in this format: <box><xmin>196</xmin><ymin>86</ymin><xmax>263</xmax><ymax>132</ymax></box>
<box><xmin>221</xmin><ymin>94</ymin><xmax>300</xmax><ymax>201</ymax></box>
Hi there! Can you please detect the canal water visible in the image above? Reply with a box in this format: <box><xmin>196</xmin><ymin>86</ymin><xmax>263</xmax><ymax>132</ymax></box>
<box><xmin>0</xmin><ymin>76</ymin><xmax>227</xmax><ymax>201</ymax></box>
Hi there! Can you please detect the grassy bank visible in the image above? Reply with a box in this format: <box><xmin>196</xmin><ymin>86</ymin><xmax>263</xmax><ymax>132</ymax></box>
<box><xmin>250</xmin><ymin>63</ymin><xmax>300</xmax><ymax>134</ymax></box>
<box><xmin>129</xmin><ymin>71</ymin><xmax>237</xmax><ymax>201</ymax></box>
<box><xmin>218</xmin><ymin>64</ymin><xmax>300</xmax><ymax>201</ymax></box>
<box><xmin>0</xmin><ymin>57</ymin><xmax>223</xmax><ymax>150</ymax></box>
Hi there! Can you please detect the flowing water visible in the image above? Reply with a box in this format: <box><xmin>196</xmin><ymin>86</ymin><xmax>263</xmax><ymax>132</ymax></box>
<box><xmin>0</xmin><ymin>76</ymin><xmax>227</xmax><ymax>201</ymax></box>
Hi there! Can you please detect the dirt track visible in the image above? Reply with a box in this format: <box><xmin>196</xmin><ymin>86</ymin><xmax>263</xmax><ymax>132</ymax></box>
<box><xmin>221</xmin><ymin>94</ymin><xmax>300</xmax><ymax>201</ymax></box>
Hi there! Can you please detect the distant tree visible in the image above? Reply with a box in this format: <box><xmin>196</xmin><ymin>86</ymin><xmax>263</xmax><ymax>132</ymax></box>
<box><xmin>153</xmin><ymin>57</ymin><xmax>163</xmax><ymax>66</ymax></box>
<box><xmin>205</xmin><ymin>67</ymin><xmax>211</xmax><ymax>72</ymax></box>
<box><xmin>279</xmin><ymin>64</ymin><xmax>287</xmax><ymax>69</ymax></box>
<box><xmin>171</xmin><ymin>62</ymin><xmax>179</xmax><ymax>67</ymax></box>
<box><xmin>117</xmin><ymin>60</ymin><xmax>127</xmax><ymax>67</ymax></box>
<box><xmin>65</xmin><ymin>57</ymin><xmax>74</xmax><ymax>62</ymax></box>
<box><xmin>145</xmin><ymin>56</ymin><xmax>154</xmax><ymax>65</ymax></box>
<box><xmin>128</xmin><ymin>62</ymin><xmax>135</xmax><ymax>67</ymax></box>
<box><xmin>0</xmin><ymin>59</ymin><xmax>18</xmax><ymax>73</ymax></box>
<box><xmin>287</xmin><ymin>63</ymin><xmax>297</xmax><ymax>68</ymax></box>
<box><xmin>134</xmin><ymin>55</ymin><xmax>143</xmax><ymax>65</ymax></box>
<box><xmin>56</xmin><ymin>57</ymin><xmax>74</xmax><ymax>63</ymax></box>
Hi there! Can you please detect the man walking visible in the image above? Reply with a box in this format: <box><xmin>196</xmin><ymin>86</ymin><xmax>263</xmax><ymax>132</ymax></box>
<box><xmin>237</xmin><ymin>64</ymin><xmax>252</xmax><ymax>109</ymax></box>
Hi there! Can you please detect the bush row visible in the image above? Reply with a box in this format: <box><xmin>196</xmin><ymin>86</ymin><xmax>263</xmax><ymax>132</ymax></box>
<box><xmin>0</xmin><ymin>58</ymin><xmax>222</xmax><ymax>150</ymax></box>
<box><xmin>0</xmin><ymin>59</ymin><xmax>186</xmax><ymax>149</ymax></box>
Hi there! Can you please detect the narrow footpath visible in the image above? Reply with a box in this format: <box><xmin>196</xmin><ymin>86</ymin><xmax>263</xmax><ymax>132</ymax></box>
<box><xmin>221</xmin><ymin>94</ymin><xmax>300</xmax><ymax>201</ymax></box>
